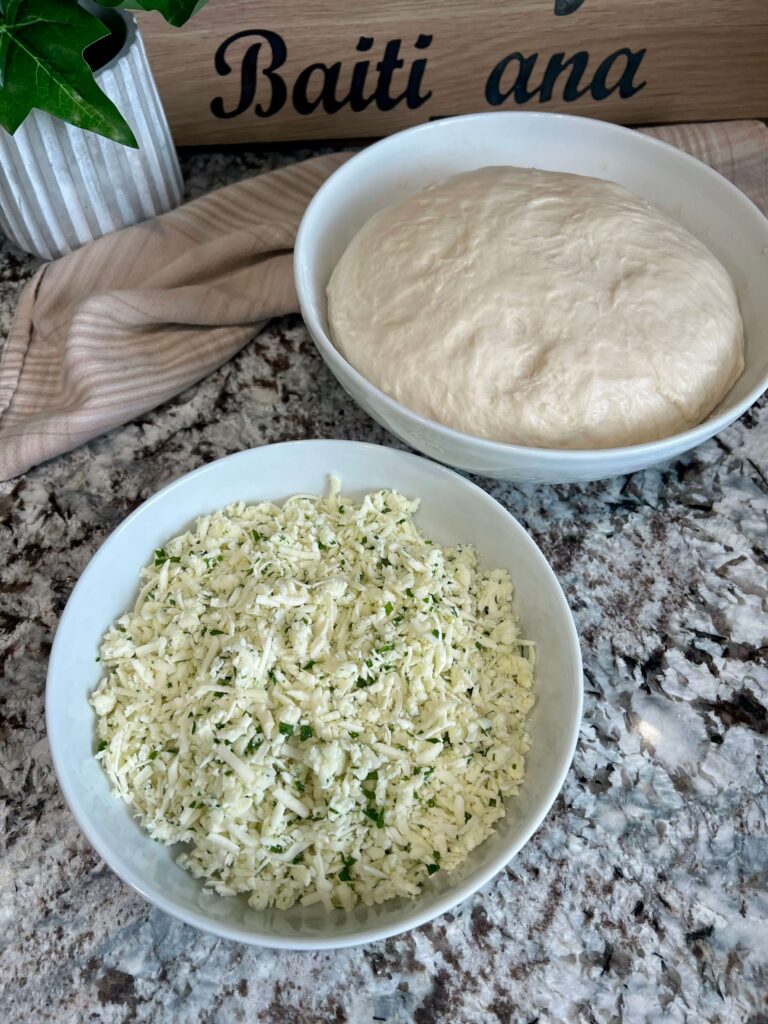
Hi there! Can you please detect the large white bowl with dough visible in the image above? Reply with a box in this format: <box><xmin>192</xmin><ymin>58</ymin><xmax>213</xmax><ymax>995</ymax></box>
<box><xmin>46</xmin><ymin>440</ymin><xmax>583</xmax><ymax>949</ymax></box>
<box><xmin>295</xmin><ymin>112</ymin><xmax>768</xmax><ymax>483</ymax></box>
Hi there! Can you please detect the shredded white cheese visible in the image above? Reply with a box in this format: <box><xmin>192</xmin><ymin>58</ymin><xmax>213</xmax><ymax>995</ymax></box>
<box><xmin>91</xmin><ymin>479</ymin><xmax>535</xmax><ymax>910</ymax></box>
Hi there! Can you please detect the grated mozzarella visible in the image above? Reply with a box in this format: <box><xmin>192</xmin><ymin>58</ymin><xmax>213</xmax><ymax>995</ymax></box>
<box><xmin>91</xmin><ymin>480</ymin><xmax>535</xmax><ymax>910</ymax></box>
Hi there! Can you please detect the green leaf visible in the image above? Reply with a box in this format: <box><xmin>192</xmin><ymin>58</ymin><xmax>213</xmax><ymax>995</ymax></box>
<box><xmin>0</xmin><ymin>0</ymin><xmax>22</xmax><ymax>86</ymax></box>
<box><xmin>110</xmin><ymin>1</ymin><xmax>204</xmax><ymax>28</ymax></box>
<box><xmin>0</xmin><ymin>0</ymin><xmax>138</xmax><ymax>145</ymax></box>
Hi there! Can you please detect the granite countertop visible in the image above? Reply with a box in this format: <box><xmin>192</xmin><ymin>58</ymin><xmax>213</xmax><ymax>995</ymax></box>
<box><xmin>1</xmin><ymin>147</ymin><xmax>766</xmax><ymax>1024</ymax></box>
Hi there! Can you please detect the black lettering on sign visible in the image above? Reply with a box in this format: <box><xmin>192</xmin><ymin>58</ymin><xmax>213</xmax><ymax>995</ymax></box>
<box><xmin>375</xmin><ymin>39</ymin><xmax>406</xmax><ymax>111</ymax></box>
<box><xmin>212</xmin><ymin>32</ymin><xmax>433</xmax><ymax>120</ymax></box>
<box><xmin>591</xmin><ymin>48</ymin><xmax>647</xmax><ymax>100</ymax></box>
<box><xmin>210</xmin><ymin>30</ymin><xmax>288</xmax><ymax>118</ymax></box>
<box><xmin>208</xmin><ymin>22</ymin><xmax>643</xmax><ymax>123</ymax></box>
<box><xmin>376</xmin><ymin>33</ymin><xmax>435</xmax><ymax>109</ymax></box>
<box><xmin>349</xmin><ymin>36</ymin><xmax>377</xmax><ymax>112</ymax></box>
<box><xmin>486</xmin><ymin>47</ymin><xmax>646</xmax><ymax>106</ymax></box>
<box><xmin>540</xmin><ymin>52</ymin><xmax>591</xmax><ymax>102</ymax></box>
<box><xmin>293</xmin><ymin>63</ymin><xmax>345</xmax><ymax>115</ymax></box>
<box><xmin>407</xmin><ymin>33</ymin><xmax>434</xmax><ymax>108</ymax></box>
<box><xmin>485</xmin><ymin>52</ymin><xmax>538</xmax><ymax>104</ymax></box>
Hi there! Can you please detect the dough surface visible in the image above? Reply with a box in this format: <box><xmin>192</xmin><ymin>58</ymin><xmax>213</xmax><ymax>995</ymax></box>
<box><xmin>326</xmin><ymin>166</ymin><xmax>744</xmax><ymax>449</ymax></box>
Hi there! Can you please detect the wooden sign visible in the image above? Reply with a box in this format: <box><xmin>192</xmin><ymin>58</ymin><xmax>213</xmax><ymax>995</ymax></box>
<box><xmin>137</xmin><ymin>0</ymin><xmax>768</xmax><ymax>145</ymax></box>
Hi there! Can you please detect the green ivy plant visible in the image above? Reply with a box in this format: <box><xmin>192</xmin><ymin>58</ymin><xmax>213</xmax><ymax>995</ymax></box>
<box><xmin>0</xmin><ymin>1</ymin><xmax>205</xmax><ymax>148</ymax></box>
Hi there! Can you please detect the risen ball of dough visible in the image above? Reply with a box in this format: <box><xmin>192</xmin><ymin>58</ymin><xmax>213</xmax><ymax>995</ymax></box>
<box><xmin>326</xmin><ymin>167</ymin><xmax>744</xmax><ymax>450</ymax></box>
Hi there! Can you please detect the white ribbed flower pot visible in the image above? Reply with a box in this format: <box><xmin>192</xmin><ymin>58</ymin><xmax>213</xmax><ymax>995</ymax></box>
<box><xmin>0</xmin><ymin>7</ymin><xmax>183</xmax><ymax>261</ymax></box>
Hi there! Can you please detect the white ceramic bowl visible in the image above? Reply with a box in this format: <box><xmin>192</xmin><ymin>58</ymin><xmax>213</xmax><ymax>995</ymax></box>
<box><xmin>46</xmin><ymin>440</ymin><xmax>582</xmax><ymax>949</ymax></box>
<box><xmin>295</xmin><ymin>112</ymin><xmax>768</xmax><ymax>483</ymax></box>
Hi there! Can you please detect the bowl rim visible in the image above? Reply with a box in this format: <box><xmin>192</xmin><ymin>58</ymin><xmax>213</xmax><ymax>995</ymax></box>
<box><xmin>45</xmin><ymin>439</ymin><xmax>583</xmax><ymax>949</ymax></box>
<box><xmin>295</xmin><ymin>110</ymin><xmax>768</xmax><ymax>464</ymax></box>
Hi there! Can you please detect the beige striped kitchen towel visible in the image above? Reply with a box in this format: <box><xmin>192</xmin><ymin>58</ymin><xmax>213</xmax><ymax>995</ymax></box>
<box><xmin>0</xmin><ymin>122</ymin><xmax>766</xmax><ymax>481</ymax></box>
<box><xmin>0</xmin><ymin>152</ymin><xmax>349</xmax><ymax>481</ymax></box>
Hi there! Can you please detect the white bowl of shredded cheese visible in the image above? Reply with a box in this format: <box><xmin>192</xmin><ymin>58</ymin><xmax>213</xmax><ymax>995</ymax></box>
<box><xmin>46</xmin><ymin>441</ymin><xmax>582</xmax><ymax>948</ymax></box>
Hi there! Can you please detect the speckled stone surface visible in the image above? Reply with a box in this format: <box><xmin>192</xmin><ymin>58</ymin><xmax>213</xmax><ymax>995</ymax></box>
<box><xmin>1</xmin><ymin>147</ymin><xmax>767</xmax><ymax>1024</ymax></box>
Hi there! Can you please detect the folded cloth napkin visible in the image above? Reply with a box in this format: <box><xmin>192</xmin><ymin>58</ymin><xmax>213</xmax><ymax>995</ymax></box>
<box><xmin>0</xmin><ymin>121</ymin><xmax>766</xmax><ymax>481</ymax></box>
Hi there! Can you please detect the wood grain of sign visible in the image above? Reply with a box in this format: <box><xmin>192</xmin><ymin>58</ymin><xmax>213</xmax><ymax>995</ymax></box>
<box><xmin>137</xmin><ymin>0</ymin><xmax>768</xmax><ymax>144</ymax></box>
